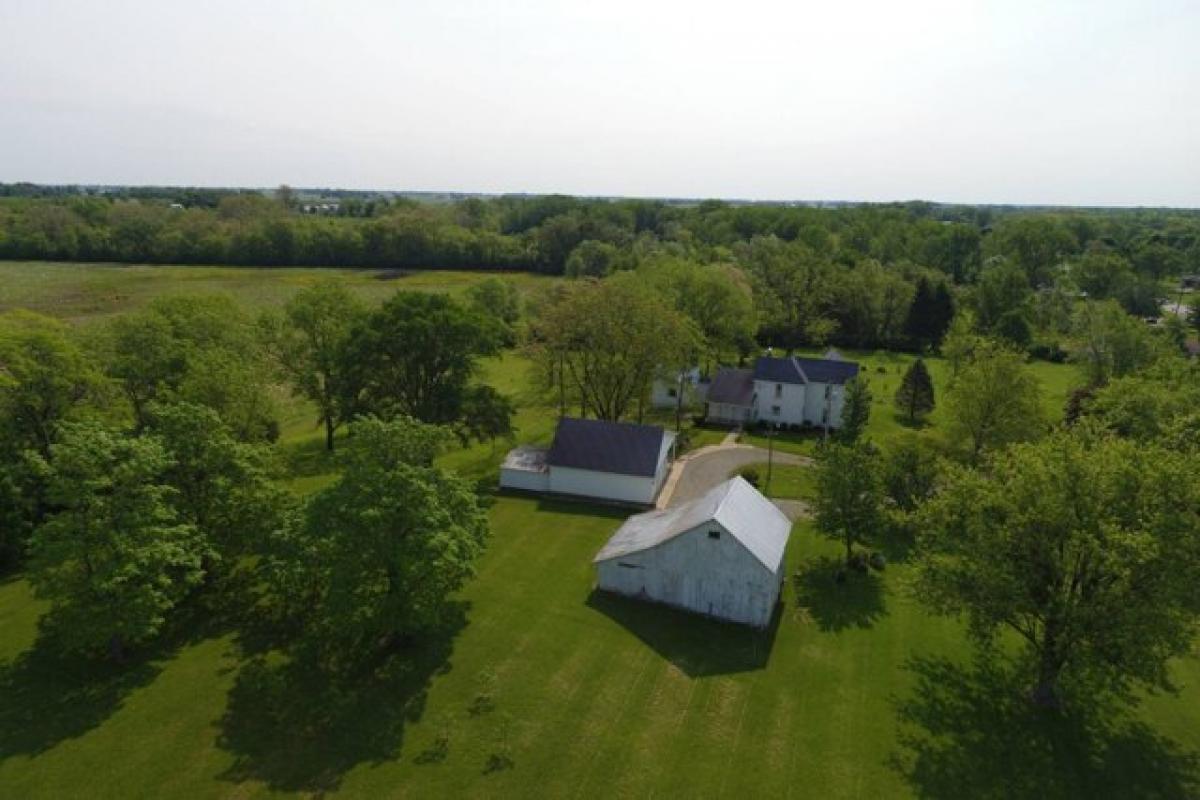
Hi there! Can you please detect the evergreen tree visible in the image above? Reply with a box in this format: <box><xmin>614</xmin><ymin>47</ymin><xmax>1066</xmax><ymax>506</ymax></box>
<box><xmin>837</xmin><ymin>376</ymin><xmax>872</xmax><ymax>443</ymax></box>
<box><xmin>930</xmin><ymin>281</ymin><xmax>956</xmax><ymax>345</ymax></box>
<box><xmin>894</xmin><ymin>359</ymin><xmax>935</xmax><ymax>422</ymax></box>
<box><xmin>903</xmin><ymin>277</ymin><xmax>937</xmax><ymax>349</ymax></box>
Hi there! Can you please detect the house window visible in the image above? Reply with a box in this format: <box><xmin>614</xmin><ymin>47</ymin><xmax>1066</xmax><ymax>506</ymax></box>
<box><xmin>771</xmin><ymin>405</ymin><xmax>781</xmax><ymax>416</ymax></box>
<box><xmin>708</xmin><ymin>530</ymin><xmax>721</xmax><ymax>540</ymax></box>
<box><xmin>667</xmin><ymin>387</ymin><xmax>678</xmax><ymax>397</ymax></box>
<box><xmin>774</xmin><ymin>383</ymin><xmax>783</xmax><ymax>398</ymax></box>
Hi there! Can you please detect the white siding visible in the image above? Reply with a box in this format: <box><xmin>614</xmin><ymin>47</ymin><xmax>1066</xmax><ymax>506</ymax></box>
<box><xmin>548</xmin><ymin>466</ymin><xmax>658</xmax><ymax>504</ymax></box>
<box><xmin>707</xmin><ymin>402</ymin><xmax>752</xmax><ymax>425</ymax></box>
<box><xmin>596</xmin><ymin>521</ymin><xmax>783</xmax><ymax>627</ymax></box>
<box><xmin>753</xmin><ymin>380</ymin><xmax>808</xmax><ymax>426</ymax></box>
<box><xmin>499</xmin><ymin>467</ymin><xmax>549</xmax><ymax>493</ymax></box>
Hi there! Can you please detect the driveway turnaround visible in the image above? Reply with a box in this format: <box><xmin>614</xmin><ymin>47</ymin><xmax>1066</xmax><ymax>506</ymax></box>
<box><xmin>660</xmin><ymin>443</ymin><xmax>809</xmax><ymax>507</ymax></box>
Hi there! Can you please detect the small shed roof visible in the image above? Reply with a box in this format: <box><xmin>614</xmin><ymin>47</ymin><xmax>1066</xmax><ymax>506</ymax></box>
<box><xmin>502</xmin><ymin>445</ymin><xmax>548</xmax><ymax>473</ymax></box>
<box><xmin>546</xmin><ymin>417</ymin><xmax>671</xmax><ymax>478</ymax></box>
<box><xmin>707</xmin><ymin>368</ymin><xmax>755</xmax><ymax>406</ymax></box>
<box><xmin>594</xmin><ymin>476</ymin><xmax>791</xmax><ymax>572</ymax></box>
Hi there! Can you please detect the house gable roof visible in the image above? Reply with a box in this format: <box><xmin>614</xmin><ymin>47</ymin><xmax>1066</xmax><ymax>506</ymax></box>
<box><xmin>753</xmin><ymin>355</ymin><xmax>860</xmax><ymax>385</ymax></box>
<box><xmin>794</xmin><ymin>357</ymin><xmax>859</xmax><ymax>384</ymax></box>
<box><xmin>754</xmin><ymin>356</ymin><xmax>807</xmax><ymax>384</ymax></box>
<box><xmin>594</xmin><ymin>476</ymin><xmax>792</xmax><ymax>573</ymax></box>
<box><xmin>707</xmin><ymin>368</ymin><xmax>755</xmax><ymax>406</ymax></box>
<box><xmin>546</xmin><ymin>417</ymin><xmax>668</xmax><ymax>478</ymax></box>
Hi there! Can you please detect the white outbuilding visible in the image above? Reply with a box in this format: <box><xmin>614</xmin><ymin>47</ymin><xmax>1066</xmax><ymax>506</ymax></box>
<box><xmin>499</xmin><ymin>417</ymin><xmax>675</xmax><ymax>506</ymax></box>
<box><xmin>593</xmin><ymin>476</ymin><xmax>792</xmax><ymax>627</ymax></box>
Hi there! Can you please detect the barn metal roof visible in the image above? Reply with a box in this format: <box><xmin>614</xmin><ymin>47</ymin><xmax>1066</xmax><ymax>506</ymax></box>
<box><xmin>546</xmin><ymin>417</ymin><xmax>670</xmax><ymax>478</ymax></box>
<box><xmin>593</xmin><ymin>476</ymin><xmax>792</xmax><ymax>573</ymax></box>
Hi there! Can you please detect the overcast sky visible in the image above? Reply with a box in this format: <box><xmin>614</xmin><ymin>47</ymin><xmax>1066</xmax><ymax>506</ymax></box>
<box><xmin>1</xmin><ymin>0</ymin><xmax>1197</xmax><ymax>205</ymax></box>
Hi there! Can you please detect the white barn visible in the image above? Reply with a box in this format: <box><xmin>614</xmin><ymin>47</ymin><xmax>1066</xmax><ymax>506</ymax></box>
<box><xmin>499</xmin><ymin>417</ymin><xmax>675</xmax><ymax>506</ymax></box>
<box><xmin>593</xmin><ymin>476</ymin><xmax>791</xmax><ymax>627</ymax></box>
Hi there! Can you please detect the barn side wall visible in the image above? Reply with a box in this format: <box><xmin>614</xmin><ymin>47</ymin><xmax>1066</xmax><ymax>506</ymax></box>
<box><xmin>549</xmin><ymin>466</ymin><xmax>657</xmax><ymax>505</ymax></box>
<box><xmin>499</xmin><ymin>467</ymin><xmax>550</xmax><ymax>492</ymax></box>
<box><xmin>595</xmin><ymin>522</ymin><xmax>782</xmax><ymax>627</ymax></box>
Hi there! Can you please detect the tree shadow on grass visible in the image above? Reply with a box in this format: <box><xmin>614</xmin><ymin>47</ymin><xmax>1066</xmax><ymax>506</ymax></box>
<box><xmin>585</xmin><ymin>590</ymin><xmax>779</xmax><ymax>678</ymax></box>
<box><xmin>216</xmin><ymin>603</ymin><xmax>468</xmax><ymax>794</ymax></box>
<box><xmin>0</xmin><ymin>632</ymin><xmax>162</xmax><ymax>761</ymax></box>
<box><xmin>792</xmin><ymin>556</ymin><xmax>886</xmax><ymax>632</ymax></box>
<box><xmin>533</xmin><ymin>497</ymin><xmax>634</xmax><ymax>520</ymax></box>
<box><xmin>0</xmin><ymin>601</ymin><xmax>229</xmax><ymax>762</ymax></box>
<box><xmin>890</xmin><ymin>654</ymin><xmax>1200</xmax><ymax>799</ymax></box>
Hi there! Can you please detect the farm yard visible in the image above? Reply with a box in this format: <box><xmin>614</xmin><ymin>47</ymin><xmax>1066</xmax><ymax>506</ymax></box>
<box><xmin>1</xmin><ymin>262</ymin><xmax>1198</xmax><ymax>798</ymax></box>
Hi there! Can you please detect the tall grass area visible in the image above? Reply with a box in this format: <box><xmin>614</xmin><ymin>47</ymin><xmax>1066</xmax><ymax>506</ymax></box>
<box><xmin>0</xmin><ymin>261</ymin><xmax>553</xmax><ymax>324</ymax></box>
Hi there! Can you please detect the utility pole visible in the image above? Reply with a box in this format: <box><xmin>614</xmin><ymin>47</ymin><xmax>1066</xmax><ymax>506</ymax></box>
<box><xmin>675</xmin><ymin>369</ymin><xmax>685</xmax><ymax>432</ymax></box>
<box><xmin>766</xmin><ymin>422</ymin><xmax>775</xmax><ymax>493</ymax></box>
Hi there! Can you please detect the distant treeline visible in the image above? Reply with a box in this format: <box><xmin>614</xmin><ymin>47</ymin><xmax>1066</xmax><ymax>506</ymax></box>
<box><xmin>2</xmin><ymin>187</ymin><xmax>1197</xmax><ymax>276</ymax></box>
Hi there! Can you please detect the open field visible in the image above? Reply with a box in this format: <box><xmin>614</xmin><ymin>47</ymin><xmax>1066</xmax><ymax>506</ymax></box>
<box><xmin>1</xmin><ymin>263</ymin><xmax>1198</xmax><ymax>797</ymax></box>
<box><xmin>0</xmin><ymin>261</ymin><xmax>553</xmax><ymax>324</ymax></box>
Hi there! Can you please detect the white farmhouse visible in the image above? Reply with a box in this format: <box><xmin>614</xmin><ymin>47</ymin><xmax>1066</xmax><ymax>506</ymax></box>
<box><xmin>593</xmin><ymin>476</ymin><xmax>791</xmax><ymax>627</ymax></box>
<box><xmin>705</xmin><ymin>354</ymin><xmax>860</xmax><ymax>429</ymax></box>
<box><xmin>499</xmin><ymin>417</ymin><xmax>675</xmax><ymax>506</ymax></box>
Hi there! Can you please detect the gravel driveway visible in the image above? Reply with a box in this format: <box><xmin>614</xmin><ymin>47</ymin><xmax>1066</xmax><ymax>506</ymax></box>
<box><xmin>667</xmin><ymin>445</ymin><xmax>809</xmax><ymax>507</ymax></box>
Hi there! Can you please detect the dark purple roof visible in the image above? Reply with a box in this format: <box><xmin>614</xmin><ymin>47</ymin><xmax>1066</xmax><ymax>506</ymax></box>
<box><xmin>546</xmin><ymin>417</ymin><xmax>667</xmax><ymax>478</ymax></box>
<box><xmin>753</xmin><ymin>356</ymin><xmax>805</xmax><ymax>384</ymax></box>
<box><xmin>753</xmin><ymin>355</ymin><xmax>859</xmax><ymax>385</ymax></box>
<box><xmin>794</xmin><ymin>357</ymin><xmax>860</xmax><ymax>384</ymax></box>
<box><xmin>707</xmin><ymin>368</ymin><xmax>755</xmax><ymax>406</ymax></box>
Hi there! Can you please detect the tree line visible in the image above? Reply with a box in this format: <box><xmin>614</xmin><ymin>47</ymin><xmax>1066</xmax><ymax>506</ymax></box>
<box><xmin>0</xmin><ymin>284</ymin><xmax>524</xmax><ymax>668</ymax></box>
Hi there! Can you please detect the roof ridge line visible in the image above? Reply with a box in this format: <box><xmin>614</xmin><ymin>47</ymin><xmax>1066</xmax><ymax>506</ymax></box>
<box><xmin>790</xmin><ymin>355</ymin><xmax>808</xmax><ymax>383</ymax></box>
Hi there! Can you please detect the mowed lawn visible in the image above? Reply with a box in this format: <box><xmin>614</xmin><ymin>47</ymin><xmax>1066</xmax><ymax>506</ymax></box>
<box><xmin>1</xmin><ymin>262</ymin><xmax>1199</xmax><ymax>797</ymax></box>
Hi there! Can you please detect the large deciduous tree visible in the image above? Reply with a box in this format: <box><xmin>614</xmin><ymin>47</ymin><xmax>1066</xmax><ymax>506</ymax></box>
<box><xmin>915</xmin><ymin>428</ymin><xmax>1200</xmax><ymax>707</ymax></box>
<box><xmin>813</xmin><ymin>442</ymin><xmax>882</xmax><ymax>567</ymax></box>
<box><xmin>267</xmin><ymin>281</ymin><xmax>366</xmax><ymax>451</ymax></box>
<box><xmin>269</xmin><ymin>416</ymin><xmax>489</xmax><ymax>667</ymax></box>
<box><xmin>529</xmin><ymin>275</ymin><xmax>700</xmax><ymax>422</ymax></box>
<box><xmin>1070</xmin><ymin>300</ymin><xmax>1159</xmax><ymax>386</ymax></box>
<box><xmin>26</xmin><ymin>422</ymin><xmax>206</xmax><ymax>659</ymax></box>
<box><xmin>106</xmin><ymin>294</ymin><xmax>277</xmax><ymax>441</ymax></box>
<box><xmin>640</xmin><ymin>258</ymin><xmax>757</xmax><ymax>368</ymax></box>
<box><xmin>339</xmin><ymin>291</ymin><xmax>508</xmax><ymax>434</ymax></box>
<box><xmin>945</xmin><ymin>339</ymin><xmax>1043</xmax><ymax>462</ymax></box>
<box><xmin>144</xmin><ymin>402</ymin><xmax>288</xmax><ymax>578</ymax></box>
<box><xmin>0</xmin><ymin>310</ymin><xmax>103</xmax><ymax>457</ymax></box>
